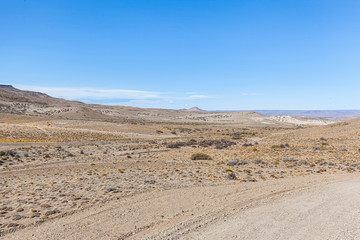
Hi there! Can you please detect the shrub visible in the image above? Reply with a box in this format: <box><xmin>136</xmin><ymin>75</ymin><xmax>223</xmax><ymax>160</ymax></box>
<box><xmin>227</xmin><ymin>173</ymin><xmax>237</xmax><ymax>180</ymax></box>
<box><xmin>190</xmin><ymin>153</ymin><xmax>212</xmax><ymax>160</ymax></box>
<box><xmin>167</xmin><ymin>142</ymin><xmax>186</xmax><ymax>148</ymax></box>
<box><xmin>243</xmin><ymin>143</ymin><xmax>253</xmax><ymax>147</ymax></box>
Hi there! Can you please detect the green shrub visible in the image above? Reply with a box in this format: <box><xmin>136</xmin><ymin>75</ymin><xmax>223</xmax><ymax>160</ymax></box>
<box><xmin>191</xmin><ymin>153</ymin><xmax>212</xmax><ymax>160</ymax></box>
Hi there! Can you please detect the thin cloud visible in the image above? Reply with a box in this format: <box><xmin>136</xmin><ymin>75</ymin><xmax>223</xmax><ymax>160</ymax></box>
<box><xmin>15</xmin><ymin>85</ymin><xmax>163</xmax><ymax>100</ymax></box>
<box><xmin>14</xmin><ymin>85</ymin><xmax>214</xmax><ymax>108</ymax></box>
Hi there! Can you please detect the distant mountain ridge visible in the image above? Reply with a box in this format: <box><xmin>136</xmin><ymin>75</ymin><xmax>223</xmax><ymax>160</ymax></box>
<box><xmin>0</xmin><ymin>85</ymin><xmax>355</xmax><ymax>124</ymax></box>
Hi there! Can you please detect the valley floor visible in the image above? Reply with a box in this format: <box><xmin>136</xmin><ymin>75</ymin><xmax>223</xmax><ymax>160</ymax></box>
<box><xmin>1</xmin><ymin>115</ymin><xmax>360</xmax><ymax>239</ymax></box>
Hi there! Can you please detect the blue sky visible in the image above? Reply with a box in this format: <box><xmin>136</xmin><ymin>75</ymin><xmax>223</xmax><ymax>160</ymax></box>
<box><xmin>1</xmin><ymin>0</ymin><xmax>360</xmax><ymax>110</ymax></box>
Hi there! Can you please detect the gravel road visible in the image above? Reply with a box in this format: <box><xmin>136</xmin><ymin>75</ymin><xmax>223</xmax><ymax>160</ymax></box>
<box><xmin>4</xmin><ymin>174</ymin><xmax>359</xmax><ymax>240</ymax></box>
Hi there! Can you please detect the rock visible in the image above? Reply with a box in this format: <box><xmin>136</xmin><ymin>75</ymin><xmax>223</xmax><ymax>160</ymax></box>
<box><xmin>144</xmin><ymin>179</ymin><xmax>156</xmax><ymax>184</ymax></box>
<box><xmin>106</xmin><ymin>187</ymin><xmax>117</xmax><ymax>193</ymax></box>
<box><xmin>45</xmin><ymin>209</ymin><xmax>60</xmax><ymax>216</ymax></box>
<box><xmin>239</xmin><ymin>160</ymin><xmax>248</xmax><ymax>165</ymax></box>
<box><xmin>31</xmin><ymin>212</ymin><xmax>41</xmax><ymax>218</ymax></box>
<box><xmin>254</xmin><ymin>159</ymin><xmax>265</xmax><ymax>164</ymax></box>
<box><xmin>41</xmin><ymin>204</ymin><xmax>51</xmax><ymax>208</ymax></box>
<box><xmin>7</xmin><ymin>223</ymin><xmax>19</xmax><ymax>228</ymax></box>
<box><xmin>228</xmin><ymin>159</ymin><xmax>239</xmax><ymax>166</ymax></box>
<box><xmin>12</xmin><ymin>215</ymin><xmax>23</xmax><ymax>220</ymax></box>
<box><xmin>6</xmin><ymin>207</ymin><xmax>13</xmax><ymax>211</ymax></box>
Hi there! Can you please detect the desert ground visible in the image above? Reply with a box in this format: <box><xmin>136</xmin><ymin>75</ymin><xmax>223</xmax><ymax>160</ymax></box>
<box><xmin>1</xmin><ymin>86</ymin><xmax>360</xmax><ymax>239</ymax></box>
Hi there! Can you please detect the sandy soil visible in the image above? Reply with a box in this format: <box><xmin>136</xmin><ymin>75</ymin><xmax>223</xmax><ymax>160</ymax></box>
<box><xmin>3</xmin><ymin>173</ymin><xmax>358</xmax><ymax>239</ymax></box>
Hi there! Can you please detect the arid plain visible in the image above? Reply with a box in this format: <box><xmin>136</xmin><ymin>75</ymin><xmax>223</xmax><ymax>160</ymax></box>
<box><xmin>1</xmin><ymin>85</ymin><xmax>360</xmax><ymax>239</ymax></box>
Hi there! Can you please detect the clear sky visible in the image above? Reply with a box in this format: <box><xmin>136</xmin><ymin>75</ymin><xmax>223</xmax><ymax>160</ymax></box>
<box><xmin>1</xmin><ymin>0</ymin><xmax>360</xmax><ymax>110</ymax></box>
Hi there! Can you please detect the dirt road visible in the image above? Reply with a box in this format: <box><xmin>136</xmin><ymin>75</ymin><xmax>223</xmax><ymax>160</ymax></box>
<box><xmin>188</xmin><ymin>174</ymin><xmax>360</xmax><ymax>240</ymax></box>
<box><xmin>4</xmin><ymin>174</ymin><xmax>360</xmax><ymax>240</ymax></box>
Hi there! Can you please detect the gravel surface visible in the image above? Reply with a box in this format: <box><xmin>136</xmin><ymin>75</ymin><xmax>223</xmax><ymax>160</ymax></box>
<box><xmin>3</xmin><ymin>173</ymin><xmax>359</xmax><ymax>239</ymax></box>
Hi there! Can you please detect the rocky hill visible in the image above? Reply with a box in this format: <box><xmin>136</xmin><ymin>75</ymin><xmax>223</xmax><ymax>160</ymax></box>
<box><xmin>0</xmin><ymin>85</ymin><xmax>83</xmax><ymax>106</ymax></box>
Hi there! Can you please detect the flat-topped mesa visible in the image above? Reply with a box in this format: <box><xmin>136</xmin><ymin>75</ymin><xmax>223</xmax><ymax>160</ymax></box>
<box><xmin>0</xmin><ymin>84</ymin><xmax>15</xmax><ymax>88</ymax></box>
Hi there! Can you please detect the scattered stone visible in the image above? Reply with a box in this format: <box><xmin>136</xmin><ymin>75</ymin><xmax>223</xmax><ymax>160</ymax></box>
<box><xmin>106</xmin><ymin>187</ymin><xmax>117</xmax><ymax>193</ymax></box>
<box><xmin>31</xmin><ymin>212</ymin><xmax>41</xmax><ymax>218</ymax></box>
<box><xmin>45</xmin><ymin>209</ymin><xmax>60</xmax><ymax>216</ymax></box>
<box><xmin>239</xmin><ymin>160</ymin><xmax>248</xmax><ymax>165</ymax></box>
<box><xmin>144</xmin><ymin>179</ymin><xmax>156</xmax><ymax>184</ymax></box>
<box><xmin>7</xmin><ymin>223</ymin><xmax>19</xmax><ymax>228</ymax></box>
<box><xmin>228</xmin><ymin>159</ymin><xmax>239</xmax><ymax>166</ymax></box>
<box><xmin>12</xmin><ymin>215</ymin><xmax>23</xmax><ymax>221</ymax></box>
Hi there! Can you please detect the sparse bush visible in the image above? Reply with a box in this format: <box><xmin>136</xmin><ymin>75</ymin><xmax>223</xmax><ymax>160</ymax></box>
<box><xmin>199</xmin><ymin>139</ymin><xmax>236</xmax><ymax>149</ymax></box>
<box><xmin>273</xmin><ymin>144</ymin><xmax>289</xmax><ymax>149</ymax></box>
<box><xmin>167</xmin><ymin>143</ymin><xmax>183</xmax><ymax>148</ymax></box>
<box><xmin>254</xmin><ymin>159</ymin><xmax>265</xmax><ymax>164</ymax></box>
<box><xmin>166</xmin><ymin>139</ymin><xmax>197</xmax><ymax>149</ymax></box>
<box><xmin>191</xmin><ymin>153</ymin><xmax>212</xmax><ymax>160</ymax></box>
<box><xmin>0</xmin><ymin>150</ymin><xmax>16</xmax><ymax>157</ymax></box>
<box><xmin>243</xmin><ymin>143</ymin><xmax>253</xmax><ymax>147</ymax></box>
<box><xmin>227</xmin><ymin>173</ymin><xmax>237</xmax><ymax>180</ymax></box>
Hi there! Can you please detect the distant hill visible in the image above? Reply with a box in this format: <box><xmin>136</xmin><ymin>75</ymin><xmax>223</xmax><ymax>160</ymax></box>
<box><xmin>185</xmin><ymin>107</ymin><xmax>208</xmax><ymax>112</ymax></box>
